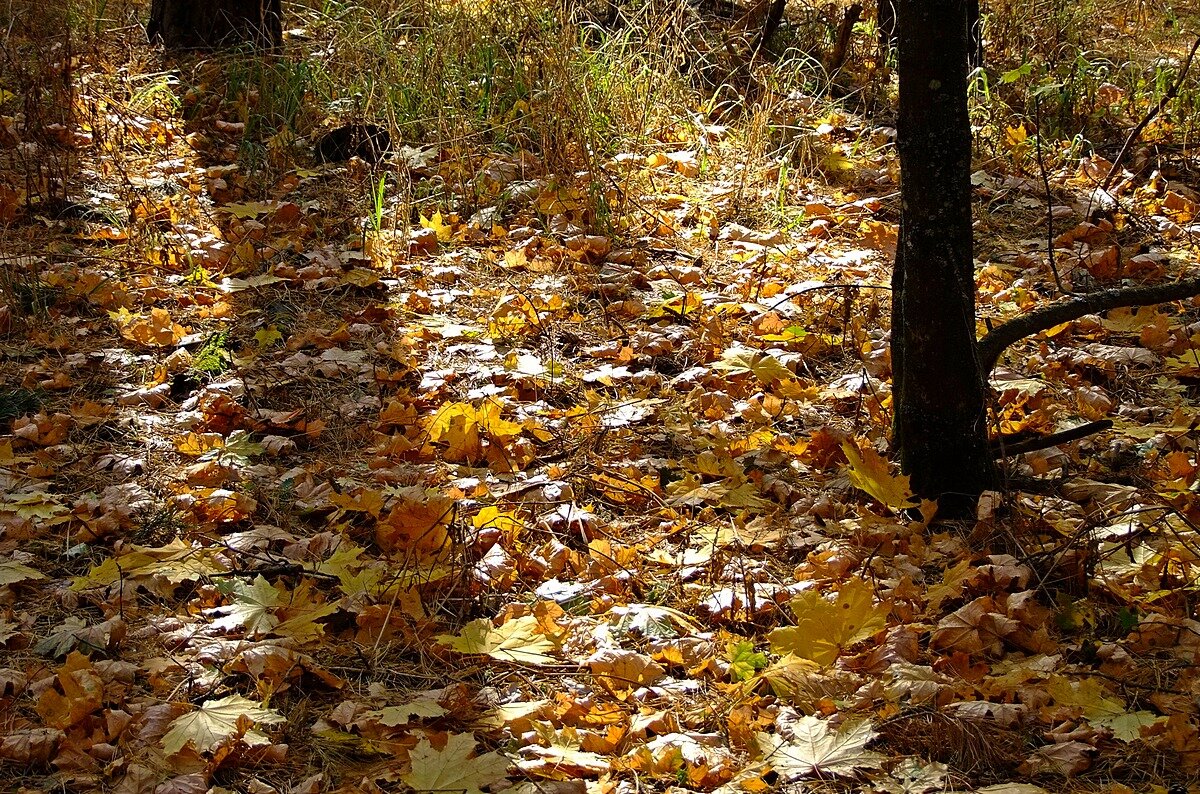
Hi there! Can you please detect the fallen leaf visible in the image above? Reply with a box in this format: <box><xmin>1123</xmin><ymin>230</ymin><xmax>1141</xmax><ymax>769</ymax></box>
<box><xmin>758</xmin><ymin>714</ymin><xmax>884</xmax><ymax>780</ymax></box>
<box><xmin>161</xmin><ymin>694</ymin><xmax>285</xmax><ymax>754</ymax></box>
<box><xmin>401</xmin><ymin>733</ymin><xmax>510</xmax><ymax>794</ymax></box>
<box><xmin>437</xmin><ymin>615</ymin><xmax>558</xmax><ymax>664</ymax></box>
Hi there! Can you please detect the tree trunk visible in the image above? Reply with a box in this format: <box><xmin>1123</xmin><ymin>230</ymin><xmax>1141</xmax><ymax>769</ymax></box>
<box><xmin>146</xmin><ymin>0</ymin><xmax>282</xmax><ymax>50</ymax></box>
<box><xmin>891</xmin><ymin>0</ymin><xmax>992</xmax><ymax>516</ymax></box>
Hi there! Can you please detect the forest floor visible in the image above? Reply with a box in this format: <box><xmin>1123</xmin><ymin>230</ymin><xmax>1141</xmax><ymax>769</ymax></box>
<box><xmin>3</xmin><ymin>2</ymin><xmax>1200</xmax><ymax>793</ymax></box>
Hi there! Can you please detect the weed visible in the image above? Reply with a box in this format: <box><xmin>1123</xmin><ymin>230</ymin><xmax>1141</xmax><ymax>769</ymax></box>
<box><xmin>0</xmin><ymin>387</ymin><xmax>43</xmax><ymax>423</ymax></box>
<box><xmin>369</xmin><ymin>173</ymin><xmax>387</xmax><ymax>233</ymax></box>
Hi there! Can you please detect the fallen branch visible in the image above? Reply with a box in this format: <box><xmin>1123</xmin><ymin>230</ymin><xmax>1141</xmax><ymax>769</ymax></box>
<box><xmin>991</xmin><ymin>419</ymin><xmax>1113</xmax><ymax>458</ymax></box>
<box><xmin>977</xmin><ymin>277</ymin><xmax>1200</xmax><ymax>372</ymax></box>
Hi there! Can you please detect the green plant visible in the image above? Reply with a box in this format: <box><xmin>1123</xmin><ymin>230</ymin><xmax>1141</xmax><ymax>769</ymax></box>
<box><xmin>0</xmin><ymin>388</ymin><xmax>43</xmax><ymax>423</ymax></box>
<box><xmin>191</xmin><ymin>331</ymin><xmax>231</xmax><ymax>376</ymax></box>
<box><xmin>369</xmin><ymin>174</ymin><xmax>387</xmax><ymax>233</ymax></box>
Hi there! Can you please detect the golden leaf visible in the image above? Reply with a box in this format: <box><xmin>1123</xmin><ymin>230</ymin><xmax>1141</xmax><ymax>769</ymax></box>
<box><xmin>840</xmin><ymin>439</ymin><xmax>918</xmax><ymax>509</ymax></box>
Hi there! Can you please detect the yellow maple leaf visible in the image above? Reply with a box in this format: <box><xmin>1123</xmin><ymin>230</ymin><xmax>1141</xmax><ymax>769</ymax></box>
<box><xmin>419</xmin><ymin>210</ymin><xmax>453</xmax><ymax>242</ymax></box>
<box><xmin>35</xmin><ymin>652</ymin><xmax>103</xmax><ymax>729</ymax></box>
<box><xmin>110</xmin><ymin>307</ymin><xmax>186</xmax><ymax>347</ymax></box>
<box><xmin>377</xmin><ymin>489</ymin><xmax>454</xmax><ymax>556</ymax></box>
<box><xmin>426</xmin><ymin>402</ymin><xmax>484</xmax><ymax>462</ymax></box>
<box><xmin>329</xmin><ymin>487</ymin><xmax>385</xmax><ymax>518</ymax></box>
<box><xmin>769</xmin><ymin>577</ymin><xmax>889</xmax><ymax>665</ymax></box>
<box><xmin>161</xmin><ymin>694</ymin><xmax>284</xmax><ymax>755</ymax></box>
<box><xmin>402</xmin><ymin>733</ymin><xmax>510</xmax><ymax>794</ymax></box>
<box><xmin>437</xmin><ymin>615</ymin><xmax>557</xmax><ymax>664</ymax></box>
<box><xmin>840</xmin><ymin>439</ymin><xmax>918</xmax><ymax>509</ymax></box>
<box><xmin>488</xmin><ymin>294</ymin><xmax>539</xmax><ymax>337</ymax></box>
<box><xmin>472</xmin><ymin>506</ymin><xmax>524</xmax><ymax>538</ymax></box>
<box><xmin>174</xmin><ymin>432</ymin><xmax>225</xmax><ymax>457</ymax></box>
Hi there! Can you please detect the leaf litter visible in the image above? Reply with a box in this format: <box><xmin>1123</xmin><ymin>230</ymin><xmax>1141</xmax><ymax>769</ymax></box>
<box><xmin>1</xmin><ymin>5</ymin><xmax>1200</xmax><ymax>794</ymax></box>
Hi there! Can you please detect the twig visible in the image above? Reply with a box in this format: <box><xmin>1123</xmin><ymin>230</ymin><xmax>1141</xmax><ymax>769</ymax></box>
<box><xmin>1100</xmin><ymin>32</ymin><xmax>1200</xmax><ymax>193</ymax></box>
<box><xmin>977</xmin><ymin>277</ymin><xmax>1200</xmax><ymax>372</ymax></box>
<box><xmin>1033</xmin><ymin>92</ymin><xmax>1071</xmax><ymax>295</ymax></box>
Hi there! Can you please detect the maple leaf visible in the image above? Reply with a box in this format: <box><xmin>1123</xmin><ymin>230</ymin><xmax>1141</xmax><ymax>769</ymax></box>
<box><xmin>203</xmin><ymin>430</ymin><xmax>264</xmax><ymax>466</ymax></box>
<box><xmin>586</xmin><ymin>648</ymin><xmax>665</xmax><ymax>691</ymax></box>
<box><xmin>930</xmin><ymin>596</ymin><xmax>1019</xmax><ymax>656</ymax></box>
<box><xmin>727</xmin><ymin>641</ymin><xmax>769</xmax><ymax>682</ymax></box>
<box><xmin>426</xmin><ymin>401</ymin><xmax>485</xmax><ymax>461</ymax></box>
<box><xmin>34</xmin><ymin>616</ymin><xmax>124</xmax><ymax>658</ymax></box>
<box><xmin>437</xmin><ymin>615</ymin><xmax>557</xmax><ymax>664</ymax></box>
<box><xmin>757</xmin><ymin>714</ymin><xmax>884</xmax><ymax>780</ymax></box>
<box><xmin>488</xmin><ymin>294</ymin><xmax>540</xmax><ymax>337</ymax></box>
<box><xmin>254</xmin><ymin>325</ymin><xmax>283</xmax><ymax>348</ymax></box>
<box><xmin>372</xmin><ymin>698</ymin><xmax>448</xmax><ymax>726</ymax></box>
<box><xmin>209</xmin><ymin>575</ymin><xmax>281</xmax><ymax>635</ymax></box>
<box><xmin>876</xmin><ymin>758</ymin><xmax>949</xmax><ymax>793</ymax></box>
<box><xmin>174</xmin><ymin>432</ymin><xmax>224</xmax><ymax>457</ymax></box>
<box><xmin>270</xmin><ymin>580</ymin><xmax>339</xmax><ymax>642</ymax></box>
<box><xmin>518</xmin><ymin>725</ymin><xmax>610</xmax><ymax>775</ymax></box>
<box><xmin>713</xmin><ymin>346</ymin><xmax>794</xmax><ymax>384</ymax></box>
<box><xmin>1</xmin><ymin>492</ymin><xmax>69</xmax><ymax>521</ymax></box>
<box><xmin>109</xmin><ymin>306</ymin><xmax>186</xmax><ymax>346</ymax></box>
<box><xmin>221</xmin><ymin>200</ymin><xmax>275</xmax><ymax>219</ymax></box>
<box><xmin>0</xmin><ymin>558</ymin><xmax>46</xmax><ymax>585</ymax></box>
<box><xmin>377</xmin><ymin>489</ymin><xmax>454</xmax><ymax>556</ymax></box>
<box><xmin>161</xmin><ymin>694</ymin><xmax>285</xmax><ymax>755</ymax></box>
<box><xmin>72</xmin><ymin>540</ymin><xmax>223</xmax><ymax>593</ymax></box>
<box><xmin>1047</xmin><ymin>675</ymin><xmax>1163</xmax><ymax>741</ymax></box>
<box><xmin>769</xmin><ymin>577</ymin><xmax>889</xmax><ymax>665</ymax></box>
<box><xmin>401</xmin><ymin>733</ymin><xmax>510</xmax><ymax>794</ymax></box>
<box><xmin>841</xmin><ymin>439</ymin><xmax>918</xmax><ymax>509</ymax></box>
<box><xmin>35</xmin><ymin>652</ymin><xmax>103</xmax><ymax>729</ymax></box>
<box><xmin>419</xmin><ymin>210</ymin><xmax>454</xmax><ymax>242</ymax></box>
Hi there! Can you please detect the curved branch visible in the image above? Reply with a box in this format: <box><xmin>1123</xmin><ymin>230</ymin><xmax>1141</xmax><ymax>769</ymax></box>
<box><xmin>977</xmin><ymin>278</ymin><xmax>1200</xmax><ymax>372</ymax></box>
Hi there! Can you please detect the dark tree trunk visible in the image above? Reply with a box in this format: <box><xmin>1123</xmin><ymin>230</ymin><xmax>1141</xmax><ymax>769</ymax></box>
<box><xmin>882</xmin><ymin>0</ymin><xmax>982</xmax><ymax>70</ymax></box>
<box><xmin>891</xmin><ymin>0</ymin><xmax>992</xmax><ymax>516</ymax></box>
<box><xmin>147</xmin><ymin>0</ymin><xmax>282</xmax><ymax>50</ymax></box>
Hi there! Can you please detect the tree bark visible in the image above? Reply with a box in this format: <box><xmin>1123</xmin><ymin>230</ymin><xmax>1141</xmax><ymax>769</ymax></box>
<box><xmin>891</xmin><ymin>0</ymin><xmax>992</xmax><ymax>515</ymax></box>
<box><xmin>147</xmin><ymin>0</ymin><xmax>282</xmax><ymax>50</ymax></box>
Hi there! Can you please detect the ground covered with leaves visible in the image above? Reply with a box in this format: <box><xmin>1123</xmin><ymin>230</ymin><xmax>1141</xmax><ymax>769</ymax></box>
<box><xmin>4</xmin><ymin>1</ymin><xmax>1200</xmax><ymax>793</ymax></box>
